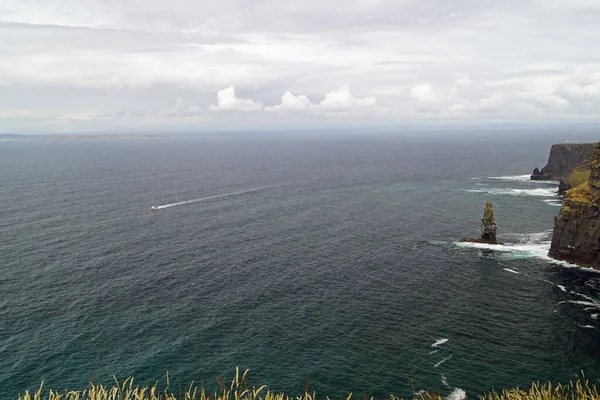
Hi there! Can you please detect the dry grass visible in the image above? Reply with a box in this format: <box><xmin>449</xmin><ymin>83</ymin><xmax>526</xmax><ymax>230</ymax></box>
<box><xmin>480</xmin><ymin>376</ymin><xmax>600</xmax><ymax>400</ymax></box>
<box><xmin>564</xmin><ymin>182</ymin><xmax>600</xmax><ymax>204</ymax></box>
<box><xmin>16</xmin><ymin>369</ymin><xmax>600</xmax><ymax>400</ymax></box>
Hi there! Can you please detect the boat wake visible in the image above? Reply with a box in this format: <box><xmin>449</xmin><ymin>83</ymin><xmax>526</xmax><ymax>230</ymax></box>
<box><xmin>151</xmin><ymin>186</ymin><xmax>269</xmax><ymax>211</ymax></box>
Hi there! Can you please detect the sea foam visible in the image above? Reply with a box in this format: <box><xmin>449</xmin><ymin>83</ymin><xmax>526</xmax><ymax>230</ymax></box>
<box><xmin>466</xmin><ymin>188</ymin><xmax>558</xmax><ymax>197</ymax></box>
<box><xmin>446</xmin><ymin>388</ymin><xmax>467</xmax><ymax>400</ymax></box>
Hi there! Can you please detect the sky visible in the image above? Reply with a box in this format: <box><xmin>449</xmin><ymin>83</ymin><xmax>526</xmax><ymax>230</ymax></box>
<box><xmin>1</xmin><ymin>0</ymin><xmax>600</xmax><ymax>133</ymax></box>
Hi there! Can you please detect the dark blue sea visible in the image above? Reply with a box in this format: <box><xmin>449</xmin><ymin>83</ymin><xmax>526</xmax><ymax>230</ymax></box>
<box><xmin>2</xmin><ymin>130</ymin><xmax>600</xmax><ymax>399</ymax></box>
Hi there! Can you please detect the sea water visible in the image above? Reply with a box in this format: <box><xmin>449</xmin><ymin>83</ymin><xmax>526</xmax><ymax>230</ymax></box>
<box><xmin>1</xmin><ymin>130</ymin><xmax>600</xmax><ymax>399</ymax></box>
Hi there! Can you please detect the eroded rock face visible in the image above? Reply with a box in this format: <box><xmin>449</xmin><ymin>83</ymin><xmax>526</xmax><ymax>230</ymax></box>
<box><xmin>549</xmin><ymin>142</ymin><xmax>600</xmax><ymax>269</ymax></box>
<box><xmin>531</xmin><ymin>143</ymin><xmax>595</xmax><ymax>181</ymax></box>
<box><xmin>549</xmin><ymin>201</ymin><xmax>600</xmax><ymax>269</ymax></box>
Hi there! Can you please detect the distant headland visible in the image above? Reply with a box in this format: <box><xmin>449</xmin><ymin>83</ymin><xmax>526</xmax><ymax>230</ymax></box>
<box><xmin>0</xmin><ymin>133</ymin><xmax>173</xmax><ymax>141</ymax></box>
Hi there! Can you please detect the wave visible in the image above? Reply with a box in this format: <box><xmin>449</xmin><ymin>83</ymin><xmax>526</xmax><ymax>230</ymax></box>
<box><xmin>558</xmin><ymin>300</ymin><xmax>600</xmax><ymax>309</ymax></box>
<box><xmin>486</xmin><ymin>174</ymin><xmax>532</xmax><ymax>182</ymax></box>
<box><xmin>431</xmin><ymin>338</ymin><xmax>449</xmax><ymax>348</ymax></box>
<box><xmin>466</xmin><ymin>188</ymin><xmax>558</xmax><ymax>197</ymax></box>
<box><xmin>557</xmin><ymin>285</ymin><xmax>567</xmax><ymax>292</ymax></box>
<box><xmin>543</xmin><ymin>199</ymin><xmax>563</xmax><ymax>207</ymax></box>
<box><xmin>434</xmin><ymin>355</ymin><xmax>452</xmax><ymax>368</ymax></box>
<box><xmin>446</xmin><ymin>388</ymin><xmax>467</xmax><ymax>400</ymax></box>
<box><xmin>579</xmin><ymin>324</ymin><xmax>596</xmax><ymax>329</ymax></box>
<box><xmin>152</xmin><ymin>186</ymin><xmax>269</xmax><ymax>210</ymax></box>
<box><xmin>455</xmin><ymin>232</ymin><xmax>597</xmax><ymax>271</ymax></box>
<box><xmin>503</xmin><ymin>268</ymin><xmax>521</xmax><ymax>274</ymax></box>
<box><xmin>441</xmin><ymin>374</ymin><xmax>449</xmax><ymax>388</ymax></box>
<box><xmin>571</xmin><ymin>291</ymin><xmax>596</xmax><ymax>302</ymax></box>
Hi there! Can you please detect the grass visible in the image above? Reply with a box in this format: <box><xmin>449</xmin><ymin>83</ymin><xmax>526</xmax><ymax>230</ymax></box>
<box><xmin>16</xmin><ymin>369</ymin><xmax>600</xmax><ymax>400</ymax></box>
<box><xmin>564</xmin><ymin>182</ymin><xmax>600</xmax><ymax>204</ymax></box>
<box><xmin>567</xmin><ymin>169</ymin><xmax>591</xmax><ymax>188</ymax></box>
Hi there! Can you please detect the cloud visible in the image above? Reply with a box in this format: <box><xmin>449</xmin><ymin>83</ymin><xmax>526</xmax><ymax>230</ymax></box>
<box><xmin>210</xmin><ymin>86</ymin><xmax>263</xmax><ymax>111</ymax></box>
<box><xmin>410</xmin><ymin>82</ymin><xmax>440</xmax><ymax>103</ymax></box>
<box><xmin>319</xmin><ymin>85</ymin><xmax>376</xmax><ymax>111</ymax></box>
<box><xmin>1</xmin><ymin>0</ymin><xmax>600</xmax><ymax>131</ymax></box>
<box><xmin>410</xmin><ymin>82</ymin><xmax>458</xmax><ymax>113</ymax></box>
<box><xmin>266</xmin><ymin>91</ymin><xmax>312</xmax><ymax>111</ymax></box>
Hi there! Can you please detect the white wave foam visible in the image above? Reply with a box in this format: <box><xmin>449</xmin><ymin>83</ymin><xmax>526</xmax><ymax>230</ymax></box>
<box><xmin>543</xmin><ymin>199</ymin><xmax>563</xmax><ymax>207</ymax></box>
<box><xmin>466</xmin><ymin>188</ymin><xmax>558</xmax><ymax>197</ymax></box>
<box><xmin>503</xmin><ymin>268</ymin><xmax>520</xmax><ymax>274</ymax></box>
<box><xmin>152</xmin><ymin>186</ymin><xmax>268</xmax><ymax>210</ymax></box>
<box><xmin>429</xmin><ymin>349</ymin><xmax>439</xmax><ymax>355</ymax></box>
<box><xmin>455</xmin><ymin>235</ymin><xmax>598</xmax><ymax>271</ymax></box>
<box><xmin>434</xmin><ymin>355</ymin><xmax>452</xmax><ymax>368</ymax></box>
<box><xmin>557</xmin><ymin>285</ymin><xmax>567</xmax><ymax>292</ymax></box>
<box><xmin>571</xmin><ymin>291</ymin><xmax>595</xmax><ymax>301</ymax></box>
<box><xmin>487</xmin><ymin>174</ymin><xmax>531</xmax><ymax>182</ymax></box>
<box><xmin>446</xmin><ymin>388</ymin><xmax>467</xmax><ymax>400</ymax></box>
<box><xmin>431</xmin><ymin>338</ymin><xmax>449</xmax><ymax>348</ymax></box>
<box><xmin>429</xmin><ymin>240</ymin><xmax>448</xmax><ymax>246</ymax></box>
<box><xmin>558</xmin><ymin>300</ymin><xmax>600</xmax><ymax>309</ymax></box>
<box><xmin>441</xmin><ymin>374</ymin><xmax>449</xmax><ymax>388</ymax></box>
<box><xmin>591</xmin><ymin>314</ymin><xmax>598</xmax><ymax>319</ymax></box>
<box><xmin>580</xmin><ymin>324</ymin><xmax>596</xmax><ymax>329</ymax></box>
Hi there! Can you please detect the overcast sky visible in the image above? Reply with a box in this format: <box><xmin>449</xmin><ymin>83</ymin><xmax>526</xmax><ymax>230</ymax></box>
<box><xmin>1</xmin><ymin>0</ymin><xmax>599</xmax><ymax>133</ymax></box>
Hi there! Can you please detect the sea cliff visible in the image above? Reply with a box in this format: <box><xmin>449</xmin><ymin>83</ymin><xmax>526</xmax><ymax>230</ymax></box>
<box><xmin>531</xmin><ymin>143</ymin><xmax>595</xmax><ymax>181</ymax></box>
<box><xmin>549</xmin><ymin>142</ymin><xmax>600</xmax><ymax>269</ymax></box>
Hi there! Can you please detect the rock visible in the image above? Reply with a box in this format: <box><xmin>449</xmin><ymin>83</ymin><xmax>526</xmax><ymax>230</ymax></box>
<box><xmin>531</xmin><ymin>167</ymin><xmax>542</xmax><ymax>180</ymax></box>
<box><xmin>549</xmin><ymin>142</ymin><xmax>600</xmax><ymax>270</ymax></box>
<box><xmin>558</xmin><ymin>180</ymin><xmax>572</xmax><ymax>196</ymax></box>
<box><xmin>461</xmin><ymin>202</ymin><xmax>500</xmax><ymax>245</ymax></box>
<box><xmin>531</xmin><ymin>143</ymin><xmax>596</xmax><ymax>181</ymax></box>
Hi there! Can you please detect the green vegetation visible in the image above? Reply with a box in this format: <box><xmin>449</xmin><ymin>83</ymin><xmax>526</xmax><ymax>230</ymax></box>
<box><xmin>566</xmin><ymin>162</ymin><xmax>591</xmax><ymax>188</ymax></box>
<box><xmin>564</xmin><ymin>182</ymin><xmax>600</xmax><ymax>204</ymax></box>
<box><xmin>18</xmin><ymin>369</ymin><xmax>600</xmax><ymax>400</ymax></box>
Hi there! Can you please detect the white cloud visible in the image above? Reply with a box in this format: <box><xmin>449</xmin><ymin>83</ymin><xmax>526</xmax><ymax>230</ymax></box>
<box><xmin>266</xmin><ymin>91</ymin><xmax>312</xmax><ymax>111</ymax></box>
<box><xmin>210</xmin><ymin>86</ymin><xmax>263</xmax><ymax>112</ymax></box>
<box><xmin>319</xmin><ymin>85</ymin><xmax>376</xmax><ymax>111</ymax></box>
<box><xmin>410</xmin><ymin>82</ymin><xmax>440</xmax><ymax>103</ymax></box>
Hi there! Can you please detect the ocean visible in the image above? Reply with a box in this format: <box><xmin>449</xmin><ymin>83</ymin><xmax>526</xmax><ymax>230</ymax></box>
<box><xmin>1</xmin><ymin>130</ymin><xmax>600</xmax><ymax>399</ymax></box>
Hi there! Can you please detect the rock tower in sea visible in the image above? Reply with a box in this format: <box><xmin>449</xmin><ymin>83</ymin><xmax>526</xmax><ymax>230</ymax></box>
<box><xmin>459</xmin><ymin>201</ymin><xmax>499</xmax><ymax>245</ymax></box>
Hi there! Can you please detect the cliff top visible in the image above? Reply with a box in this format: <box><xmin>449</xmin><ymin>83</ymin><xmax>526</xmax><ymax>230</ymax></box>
<box><xmin>563</xmin><ymin>142</ymin><xmax>600</xmax><ymax>204</ymax></box>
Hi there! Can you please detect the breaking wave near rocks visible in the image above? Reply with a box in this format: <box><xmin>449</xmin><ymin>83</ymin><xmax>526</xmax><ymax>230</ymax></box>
<box><xmin>466</xmin><ymin>187</ymin><xmax>558</xmax><ymax>197</ymax></box>
<box><xmin>467</xmin><ymin>173</ymin><xmax>560</xmax><ymax>206</ymax></box>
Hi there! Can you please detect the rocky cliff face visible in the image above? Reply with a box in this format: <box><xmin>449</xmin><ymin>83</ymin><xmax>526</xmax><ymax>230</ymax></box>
<box><xmin>531</xmin><ymin>143</ymin><xmax>595</xmax><ymax>181</ymax></box>
<box><xmin>549</xmin><ymin>143</ymin><xmax>600</xmax><ymax>269</ymax></box>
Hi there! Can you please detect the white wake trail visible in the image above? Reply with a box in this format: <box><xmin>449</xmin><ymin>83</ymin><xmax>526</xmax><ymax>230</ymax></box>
<box><xmin>152</xmin><ymin>186</ymin><xmax>268</xmax><ymax>210</ymax></box>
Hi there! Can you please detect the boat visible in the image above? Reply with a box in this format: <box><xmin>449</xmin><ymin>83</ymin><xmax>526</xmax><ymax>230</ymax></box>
<box><xmin>151</xmin><ymin>206</ymin><xmax>158</xmax><ymax>211</ymax></box>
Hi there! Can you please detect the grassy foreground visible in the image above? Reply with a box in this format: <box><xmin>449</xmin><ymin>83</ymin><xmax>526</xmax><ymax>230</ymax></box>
<box><xmin>17</xmin><ymin>369</ymin><xmax>600</xmax><ymax>400</ymax></box>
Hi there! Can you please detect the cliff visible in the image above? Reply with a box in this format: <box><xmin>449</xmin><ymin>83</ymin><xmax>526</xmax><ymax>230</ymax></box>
<box><xmin>549</xmin><ymin>142</ymin><xmax>600</xmax><ymax>269</ymax></box>
<box><xmin>531</xmin><ymin>143</ymin><xmax>595</xmax><ymax>181</ymax></box>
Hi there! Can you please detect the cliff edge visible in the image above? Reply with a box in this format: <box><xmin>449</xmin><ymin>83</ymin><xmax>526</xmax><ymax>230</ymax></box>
<box><xmin>549</xmin><ymin>142</ymin><xmax>600</xmax><ymax>269</ymax></box>
<box><xmin>531</xmin><ymin>143</ymin><xmax>595</xmax><ymax>181</ymax></box>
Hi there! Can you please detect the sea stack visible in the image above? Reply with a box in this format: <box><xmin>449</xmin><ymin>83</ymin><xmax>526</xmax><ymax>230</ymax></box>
<box><xmin>549</xmin><ymin>142</ymin><xmax>600</xmax><ymax>269</ymax></box>
<box><xmin>459</xmin><ymin>202</ymin><xmax>499</xmax><ymax>244</ymax></box>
